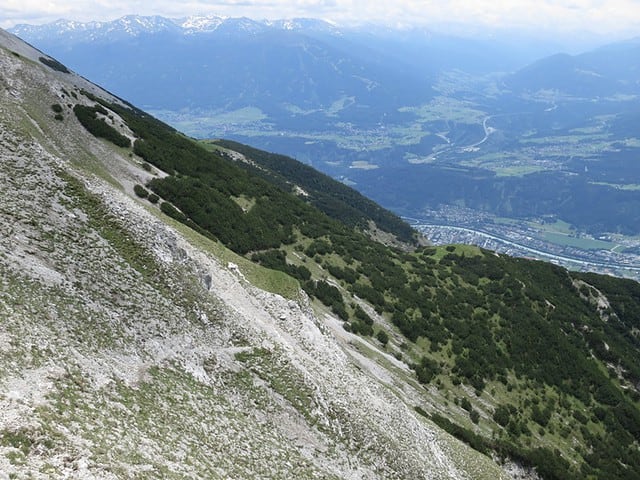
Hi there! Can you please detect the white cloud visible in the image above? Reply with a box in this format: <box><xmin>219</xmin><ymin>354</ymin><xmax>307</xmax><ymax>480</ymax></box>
<box><xmin>2</xmin><ymin>0</ymin><xmax>640</xmax><ymax>39</ymax></box>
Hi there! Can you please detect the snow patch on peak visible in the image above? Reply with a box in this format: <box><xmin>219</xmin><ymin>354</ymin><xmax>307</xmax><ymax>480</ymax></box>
<box><xmin>179</xmin><ymin>15</ymin><xmax>227</xmax><ymax>32</ymax></box>
<box><xmin>111</xmin><ymin>15</ymin><xmax>177</xmax><ymax>35</ymax></box>
<box><xmin>267</xmin><ymin>18</ymin><xmax>342</xmax><ymax>35</ymax></box>
<box><xmin>224</xmin><ymin>17</ymin><xmax>267</xmax><ymax>35</ymax></box>
<box><xmin>282</xmin><ymin>20</ymin><xmax>298</xmax><ymax>31</ymax></box>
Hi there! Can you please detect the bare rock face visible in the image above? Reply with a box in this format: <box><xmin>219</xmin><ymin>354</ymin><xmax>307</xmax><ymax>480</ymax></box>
<box><xmin>0</xmin><ymin>29</ymin><xmax>510</xmax><ymax>479</ymax></box>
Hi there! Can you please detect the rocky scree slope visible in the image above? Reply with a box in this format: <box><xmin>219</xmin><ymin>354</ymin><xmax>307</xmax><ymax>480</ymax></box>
<box><xmin>0</xmin><ymin>29</ymin><xmax>507</xmax><ymax>479</ymax></box>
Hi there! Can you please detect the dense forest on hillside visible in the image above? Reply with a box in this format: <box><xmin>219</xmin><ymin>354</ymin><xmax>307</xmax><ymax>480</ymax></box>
<box><xmin>74</xmin><ymin>91</ymin><xmax>640</xmax><ymax>480</ymax></box>
<box><xmin>211</xmin><ymin>139</ymin><xmax>416</xmax><ymax>243</ymax></box>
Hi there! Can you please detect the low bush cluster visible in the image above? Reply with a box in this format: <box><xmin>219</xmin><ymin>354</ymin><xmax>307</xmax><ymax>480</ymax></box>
<box><xmin>73</xmin><ymin>104</ymin><xmax>130</xmax><ymax>148</ymax></box>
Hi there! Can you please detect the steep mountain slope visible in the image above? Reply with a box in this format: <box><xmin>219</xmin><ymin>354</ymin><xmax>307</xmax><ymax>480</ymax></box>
<box><xmin>0</xmin><ymin>29</ymin><xmax>507</xmax><ymax>479</ymax></box>
<box><xmin>2</xmin><ymin>28</ymin><xmax>640</xmax><ymax>480</ymax></box>
<box><xmin>207</xmin><ymin>139</ymin><xmax>418</xmax><ymax>245</ymax></box>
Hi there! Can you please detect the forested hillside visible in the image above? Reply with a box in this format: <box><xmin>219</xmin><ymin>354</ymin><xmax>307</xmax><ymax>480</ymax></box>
<box><xmin>211</xmin><ymin>139</ymin><xmax>417</xmax><ymax>244</ymax></box>
<box><xmin>69</xmin><ymin>90</ymin><xmax>640</xmax><ymax>480</ymax></box>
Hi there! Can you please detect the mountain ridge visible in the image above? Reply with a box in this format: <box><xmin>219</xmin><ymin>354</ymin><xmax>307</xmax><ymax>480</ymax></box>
<box><xmin>9</xmin><ymin>15</ymin><xmax>339</xmax><ymax>40</ymax></box>
<box><xmin>504</xmin><ymin>38</ymin><xmax>640</xmax><ymax>95</ymax></box>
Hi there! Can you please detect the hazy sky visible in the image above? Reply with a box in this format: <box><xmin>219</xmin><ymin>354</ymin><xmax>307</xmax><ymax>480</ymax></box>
<box><xmin>2</xmin><ymin>0</ymin><xmax>640</xmax><ymax>40</ymax></box>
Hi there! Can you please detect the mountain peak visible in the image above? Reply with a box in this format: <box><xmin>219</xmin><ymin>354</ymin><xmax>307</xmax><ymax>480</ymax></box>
<box><xmin>178</xmin><ymin>14</ymin><xmax>227</xmax><ymax>33</ymax></box>
<box><xmin>266</xmin><ymin>17</ymin><xmax>341</xmax><ymax>33</ymax></box>
<box><xmin>111</xmin><ymin>14</ymin><xmax>178</xmax><ymax>34</ymax></box>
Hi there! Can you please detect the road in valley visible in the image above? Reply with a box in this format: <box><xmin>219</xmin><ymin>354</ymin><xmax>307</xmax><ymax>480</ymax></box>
<box><xmin>408</xmin><ymin>220</ymin><xmax>640</xmax><ymax>278</ymax></box>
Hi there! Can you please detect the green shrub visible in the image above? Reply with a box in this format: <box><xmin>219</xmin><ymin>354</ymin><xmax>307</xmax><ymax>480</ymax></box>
<box><xmin>160</xmin><ymin>201</ymin><xmax>186</xmax><ymax>222</ymax></box>
<box><xmin>493</xmin><ymin>404</ymin><xmax>512</xmax><ymax>427</ymax></box>
<box><xmin>470</xmin><ymin>409</ymin><xmax>480</xmax><ymax>424</ymax></box>
<box><xmin>94</xmin><ymin>104</ymin><xmax>109</xmax><ymax>116</ymax></box>
<box><xmin>354</xmin><ymin>305</ymin><xmax>373</xmax><ymax>325</ymax></box>
<box><xmin>430</xmin><ymin>413</ymin><xmax>489</xmax><ymax>454</ymax></box>
<box><xmin>414</xmin><ymin>405</ymin><xmax>429</xmax><ymax>418</ymax></box>
<box><xmin>531</xmin><ymin>404</ymin><xmax>552</xmax><ymax>427</ymax></box>
<box><xmin>460</xmin><ymin>397</ymin><xmax>473</xmax><ymax>412</ymax></box>
<box><xmin>414</xmin><ymin>356</ymin><xmax>441</xmax><ymax>384</ymax></box>
<box><xmin>327</xmin><ymin>264</ymin><xmax>359</xmax><ymax>284</ymax></box>
<box><xmin>133</xmin><ymin>184</ymin><xmax>148</xmax><ymax>198</ymax></box>
<box><xmin>51</xmin><ymin>104</ymin><xmax>63</xmax><ymax>113</ymax></box>
<box><xmin>332</xmin><ymin>303</ymin><xmax>350</xmax><ymax>322</ymax></box>
<box><xmin>251</xmin><ymin>249</ymin><xmax>311</xmax><ymax>282</ymax></box>
<box><xmin>39</xmin><ymin>56</ymin><xmax>70</xmax><ymax>73</ymax></box>
<box><xmin>354</xmin><ymin>321</ymin><xmax>374</xmax><ymax>335</ymax></box>
<box><xmin>147</xmin><ymin>193</ymin><xmax>159</xmax><ymax>204</ymax></box>
<box><xmin>73</xmin><ymin>104</ymin><xmax>130</xmax><ymax>148</ymax></box>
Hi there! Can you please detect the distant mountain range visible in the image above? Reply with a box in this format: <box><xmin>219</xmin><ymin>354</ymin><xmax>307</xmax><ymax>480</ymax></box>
<box><xmin>11</xmin><ymin>15</ymin><xmax>338</xmax><ymax>39</ymax></box>
<box><xmin>14</xmin><ymin>15</ymin><xmax>639</xmax><ymax>117</ymax></box>
<box><xmin>11</xmin><ymin>15</ymin><xmax>434</xmax><ymax>119</ymax></box>
<box><xmin>10</xmin><ymin>15</ymin><xmax>567</xmax><ymax>64</ymax></box>
<box><xmin>10</xmin><ymin>15</ymin><xmax>594</xmax><ymax>112</ymax></box>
